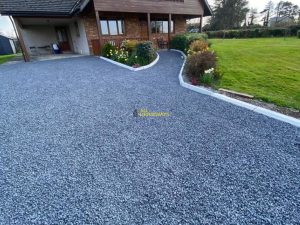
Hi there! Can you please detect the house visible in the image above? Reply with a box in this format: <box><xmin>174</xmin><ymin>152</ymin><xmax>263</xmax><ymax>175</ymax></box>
<box><xmin>0</xmin><ymin>0</ymin><xmax>212</xmax><ymax>62</ymax></box>
<box><xmin>0</xmin><ymin>34</ymin><xmax>17</xmax><ymax>55</ymax></box>
<box><xmin>269</xmin><ymin>16</ymin><xmax>294</xmax><ymax>27</ymax></box>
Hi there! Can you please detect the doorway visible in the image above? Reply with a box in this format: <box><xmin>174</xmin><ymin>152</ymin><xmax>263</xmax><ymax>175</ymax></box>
<box><xmin>55</xmin><ymin>27</ymin><xmax>71</xmax><ymax>52</ymax></box>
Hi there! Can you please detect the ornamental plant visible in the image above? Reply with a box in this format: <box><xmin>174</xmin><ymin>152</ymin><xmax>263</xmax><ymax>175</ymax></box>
<box><xmin>136</xmin><ymin>41</ymin><xmax>156</xmax><ymax>65</ymax></box>
<box><xmin>187</xmin><ymin>40</ymin><xmax>209</xmax><ymax>56</ymax></box>
<box><xmin>121</xmin><ymin>40</ymin><xmax>139</xmax><ymax>54</ymax></box>
<box><xmin>185</xmin><ymin>51</ymin><xmax>217</xmax><ymax>81</ymax></box>
<box><xmin>110</xmin><ymin>48</ymin><xmax>129</xmax><ymax>64</ymax></box>
<box><xmin>102</xmin><ymin>43</ymin><xmax>116</xmax><ymax>58</ymax></box>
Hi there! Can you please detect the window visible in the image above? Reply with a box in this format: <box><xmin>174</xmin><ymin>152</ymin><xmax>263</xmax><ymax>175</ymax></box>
<box><xmin>100</xmin><ymin>19</ymin><xmax>125</xmax><ymax>35</ymax></box>
<box><xmin>151</xmin><ymin>20</ymin><xmax>174</xmax><ymax>34</ymax></box>
<box><xmin>74</xmin><ymin>21</ymin><xmax>80</xmax><ymax>37</ymax></box>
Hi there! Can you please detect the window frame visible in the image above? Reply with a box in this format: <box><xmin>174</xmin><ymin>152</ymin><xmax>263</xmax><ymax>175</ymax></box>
<box><xmin>100</xmin><ymin>18</ymin><xmax>125</xmax><ymax>36</ymax></box>
<box><xmin>151</xmin><ymin>20</ymin><xmax>175</xmax><ymax>34</ymax></box>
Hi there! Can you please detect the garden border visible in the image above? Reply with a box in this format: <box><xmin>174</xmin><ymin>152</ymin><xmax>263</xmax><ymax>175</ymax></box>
<box><xmin>100</xmin><ymin>52</ymin><xmax>160</xmax><ymax>72</ymax></box>
<box><xmin>171</xmin><ymin>49</ymin><xmax>300</xmax><ymax>128</ymax></box>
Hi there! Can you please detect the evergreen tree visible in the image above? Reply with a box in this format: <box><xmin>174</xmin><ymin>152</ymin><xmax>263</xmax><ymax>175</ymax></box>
<box><xmin>210</xmin><ymin>0</ymin><xmax>249</xmax><ymax>30</ymax></box>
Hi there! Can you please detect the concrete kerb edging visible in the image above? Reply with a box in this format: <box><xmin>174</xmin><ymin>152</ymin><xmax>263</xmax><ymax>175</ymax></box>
<box><xmin>170</xmin><ymin>49</ymin><xmax>300</xmax><ymax>128</ymax></box>
<box><xmin>100</xmin><ymin>52</ymin><xmax>160</xmax><ymax>72</ymax></box>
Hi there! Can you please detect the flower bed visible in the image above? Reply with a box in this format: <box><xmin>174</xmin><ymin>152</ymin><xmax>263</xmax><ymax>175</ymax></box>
<box><xmin>102</xmin><ymin>40</ymin><xmax>157</xmax><ymax>68</ymax></box>
<box><xmin>176</xmin><ymin>38</ymin><xmax>222</xmax><ymax>87</ymax></box>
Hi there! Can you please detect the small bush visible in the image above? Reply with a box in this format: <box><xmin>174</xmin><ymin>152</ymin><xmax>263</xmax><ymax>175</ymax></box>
<box><xmin>200</xmin><ymin>73</ymin><xmax>214</xmax><ymax>85</ymax></box>
<box><xmin>136</xmin><ymin>41</ymin><xmax>156</xmax><ymax>65</ymax></box>
<box><xmin>171</xmin><ymin>33</ymin><xmax>207</xmax><ymax>53</ymax></box>
<box><xmin>297</xmin><ymin>30</ymin><xmax>300</xmax><ymax>39</ymax></box>
<box><xmin>189</xmin><ymin>40</ymin><xmax>209</xmax><ymax>54</ymax></box>
<box><xmin>122</xmin><ymin>40</ymin><xmax>139</xmax><ymax>54</ymax></box>
<box><xmin>170</xmin><ymin>35</ymin><xmax>188</xmax><ymax>52</ymax></box>
<box><xmin>102</xmin><ymin>43</ymin><xmax>115</xmax><ymax>58</ymax></box>
<box><xmin>110</xmin><ymin>48</ymin><xmax>129</xmax><ymax>64</ymax></box>
<box><xmin>289</xmin><ymin>25</ymin><xmax>300</xmax><ymax>36</ymax></box>
<box><xmin>185</xmin><ymin>51</ymin><xmax>217</xmax><ymax>79</ymax></box>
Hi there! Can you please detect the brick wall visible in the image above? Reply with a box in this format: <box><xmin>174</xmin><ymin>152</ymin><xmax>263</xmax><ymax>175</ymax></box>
<box><xmin>82</xmin><ymin>12</ymin><xmax>187</xmax><ymax>54</ymax></box>
<box><xmin>82</xmin><ymin>12</ymin><xmax>99</xmax><ymax>54</ymax></box>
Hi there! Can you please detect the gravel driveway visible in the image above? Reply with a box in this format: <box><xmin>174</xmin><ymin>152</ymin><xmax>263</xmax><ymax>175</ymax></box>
<box><xmin>0</xmin><ymin>51</ymin><xmax>299</xmax><ymax>224</ymax></box>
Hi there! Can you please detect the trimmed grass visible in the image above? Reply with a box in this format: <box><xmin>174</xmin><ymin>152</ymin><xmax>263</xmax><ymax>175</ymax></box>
<box><xmin>0</xmin><ymin>54</ymin><xmax>16</xmax><ymax>64</ymax></box>
<box><xmin>211</xmin><ymin>38</ymin><xmax>300</xmax><ymax>110</ymax></box>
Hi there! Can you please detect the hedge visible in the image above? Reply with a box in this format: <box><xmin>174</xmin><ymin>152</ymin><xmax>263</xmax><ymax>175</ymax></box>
<box><xmin>298</xmin><ymin>30</ymin><xmax>300</xmax><ymax>39</ymax></box>
<box><xmin>206</xmin><ymin>28</ymin><xmax>295</xmax><ymax>39</ymax></box>
<box><xmin>171</xmin><ymin>33</ymin><xmax>208</xmax><ymax>53</ymax></box>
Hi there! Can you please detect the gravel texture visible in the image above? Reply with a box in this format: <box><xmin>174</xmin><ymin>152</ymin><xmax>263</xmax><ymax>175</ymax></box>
<box><xmin>0</xmin><ymin>51</ymin><xmax>299</xmax><ymax>225</ymax></box>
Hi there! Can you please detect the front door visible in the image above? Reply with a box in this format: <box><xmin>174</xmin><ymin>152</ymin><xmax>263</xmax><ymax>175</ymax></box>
<box><xmin>55</xmin><ymin>27</ymin><xmax>71</xmax><ymax>52</ymax></box>
<box><xmin>140</xmin><ymin>20</ymin><xmax>148</xmax><ymax>40</ymax></box>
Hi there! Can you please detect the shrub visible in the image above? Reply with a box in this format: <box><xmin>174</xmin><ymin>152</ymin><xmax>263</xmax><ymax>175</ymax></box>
<box><xmin>206</xmin><ymin>28</ymin><xmax>292</xmax><ymax>39</ymax></box>
<box><xmin>171</xmin><ymin>33</ymin><xmax>208</xmax><ymax>53</ymax></box>
<box><xmin>185</xmin><ymin>51</ymin><xmax>217</xmax><ymax>79</ymax></box>
<box><xmin>136</xmin><ymin>41</ymin><xmax>156</xmax><ymax>65</ymax></box>
<box><xmin>102</xmin><ymin>43</ymin><xmax>116</xmax><ymax>58</ymax></box>
<box><xmin>289</xmin><ymin>25</ymin><xmax>300</xmax><ymax>36</ymax></box>
<box><xmin>298</xmin><ymin>30</ymin><xmax>300</xmax><ymax>39</ymax></box>
<box><xmin>122</xmin><ymin>40</ymin><xmax>139</xmax><ymax>54</ymax></box>
<box><xmin>189</xmin><ymin>40</ymin><xmax>209</xmax><ymax>55</ymax></box>
<box><xmin>127</xmin><ymin>54</ymin><xmax>139</xmax><ymax>66</ymax></box>
<box><xmin>200</xmin><ymin>73</ymin><xmax>214</xmax><ymax>85</ymax></box>
<box><xmin>110</xmin><ymin>48</ymin><xmax>129</xmax><ymax>64</ymax></box>
<box><xmin>170</xmin><ymin>35</ymin><xmax>188</xmax><ymax>52</ymax></box>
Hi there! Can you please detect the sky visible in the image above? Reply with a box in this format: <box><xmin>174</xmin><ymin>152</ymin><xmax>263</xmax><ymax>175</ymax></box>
<box><xmin>1</xmin><ymin>0</ymin><xmax>300</xmax><ymax>37</ymax></box>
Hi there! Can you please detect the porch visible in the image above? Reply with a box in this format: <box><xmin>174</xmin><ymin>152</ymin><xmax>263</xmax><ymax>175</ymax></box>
<box><xmin>89</xmin><ymin>12</ymin><xmax>202</xmax><ymax>54</ymax></box>
<box><xmin>14</xmin><ymin>17</ymin><xmax>90</xmax><ymax>61</ymax></box>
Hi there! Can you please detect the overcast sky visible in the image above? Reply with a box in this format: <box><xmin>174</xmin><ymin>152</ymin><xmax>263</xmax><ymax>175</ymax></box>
<box><xmin>1</xmin><ymin>0</ymin><xmax>300</xmax><ymax>37</ymax></box>
<box><xmin>208</xmin><ymin>0</ymin><xmax>300</xmax><ymax>12</ymax></box>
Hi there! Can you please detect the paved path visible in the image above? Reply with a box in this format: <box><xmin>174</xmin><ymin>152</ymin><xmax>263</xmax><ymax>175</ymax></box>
<box><xmin>0</xmin><ymin>51</ymin><xmax>299</xmax><ymax>224</ymax></box>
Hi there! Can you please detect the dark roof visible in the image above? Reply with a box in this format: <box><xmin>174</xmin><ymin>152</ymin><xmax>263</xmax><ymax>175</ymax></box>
<box><xmin>0</xmin><ymin>0</ymin><xmax>212</xmax><ymax>17</ymax></box>
<box><xmin>0</xmin><ymin>0</ymin><xmax>84</xmax><ymax>16</ymax></box>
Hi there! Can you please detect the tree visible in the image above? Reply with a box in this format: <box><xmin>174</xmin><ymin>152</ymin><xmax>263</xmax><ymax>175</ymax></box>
<box><xmin>261</xmin><ymin>1</ymin><xmax>275</xmax><ymax>26</ymax></box>
<box><xmin>275</xmin><ymin>1</ymin><xmax>299</xmax><ymax>20</ymax></box>
<box><xmin>209</xmin><ymin>0</ymin><xmax>249</xmax><ymax>30</ymax></box>
<box><xmin>248</xmin><ymin>8</ymin><xmax>258</xmax><ymax>25</ymax></box>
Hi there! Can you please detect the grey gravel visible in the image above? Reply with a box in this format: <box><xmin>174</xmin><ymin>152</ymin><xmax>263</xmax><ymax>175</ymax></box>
<box><xmin>0</xmin><ymin>51</ymin><xmax>299</xmax><ymax>225</ymax></box>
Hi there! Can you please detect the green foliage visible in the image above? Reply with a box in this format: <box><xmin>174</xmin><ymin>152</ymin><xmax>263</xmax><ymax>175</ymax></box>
<box><xmin>189</xmin><ymin>40</ymin><xmax>209</xmax><ymax>53</ymax></box>
<box><xmin>171</xmin><ymin>33</ymin><xmax>208</xmax><ymax>53</ymax></box>
<box><xmin>136</xmin><ymin>41</ymin><xmax>156</xmax><ymax>65</ymax></box>
<box><xmin>185</xmin><ymin>51</ymin><xmax>217</xmax><ymax>78</ymax></box>
<box><xmin>298</xmin><ymin>30</ymin><xmax>300</xmax><ymax>39</ymax></box>
<box><xmin>289</xmin><ymin>25</ymin><xmax>300</xmax><ymax>36</ymax></box>
<box><xmin>210</xmin><ymin>0</ymin><xmax>249</xmax><ymax>30</ymax></box>
<box><xmin>110</xmin><ymin>49</ymin><xmax>129</xmax><ymax>64</ymax></box>
<box><xmin>102</xmin><ymin>43</ymin><xmax>116</xmax><ymax>58</ymax></box>
<box><xmin>206</xmin><ymin>28</ymin><xmax>294</xmax><ymax>39</ymax></box>
<box><xmin>121</xmin><ymin>40</ymin><xmax>139</xmax><ymax>54</ymax></box>
<box><xmin>200</xmin><ymin>73</ymin><xmax>214</xmax><ymax>85</ymax></box>
<box><xmin>170</xmin><ymin>35</ymin><xmax>188</xmax><ymax>52</ymax></box>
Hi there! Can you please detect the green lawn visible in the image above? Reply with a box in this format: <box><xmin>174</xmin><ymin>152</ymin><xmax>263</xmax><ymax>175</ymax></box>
<box><xmin>210</xmin><ymin>38</ymin><xmax>300</xmax><ymax>110</ymax></box>
<box><xmin>0</xmin><ymin>54</ymin><xmax>16</xmax><ymax>64</ymax></box>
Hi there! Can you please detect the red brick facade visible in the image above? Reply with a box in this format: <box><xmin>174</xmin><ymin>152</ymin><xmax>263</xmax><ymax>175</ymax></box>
<box><xmin>83</xmin><ymin>12</ymin><xmax>187</xmax><ymax>55</ymax></box>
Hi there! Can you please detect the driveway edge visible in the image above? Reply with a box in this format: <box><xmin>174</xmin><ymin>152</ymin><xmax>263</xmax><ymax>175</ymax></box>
<box><xmin>171</xmin><ymin>49</ymin><xmax>300</xmax><ymax>128</ymax></box>
<box><xmin>100</xmin><ymin>52</ymin><xmax>160</xmax><ymax>72</ymax></box>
